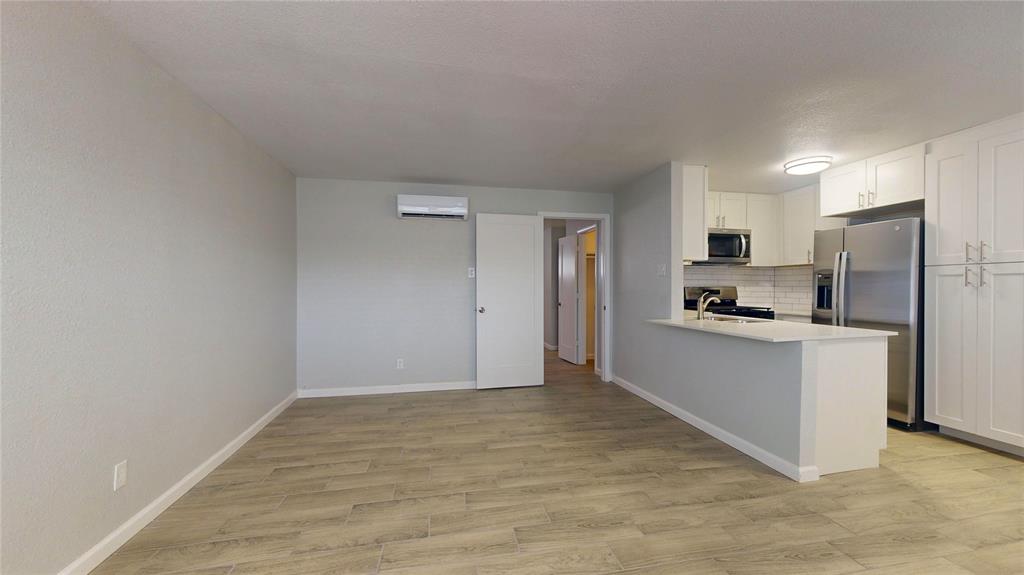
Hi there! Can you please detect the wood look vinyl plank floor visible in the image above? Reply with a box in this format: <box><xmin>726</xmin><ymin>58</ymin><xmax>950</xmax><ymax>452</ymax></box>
<box><xmin>92</xmin><ymin>352</ymin><xmax>1024</xmax><ymax>575</ymax></box>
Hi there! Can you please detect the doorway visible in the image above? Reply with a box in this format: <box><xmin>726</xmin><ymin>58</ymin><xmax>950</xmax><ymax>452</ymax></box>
<box><xmin>541</xmin><ymin>214</ymin><xmax>610</xmax><ymax>381</ymax></box>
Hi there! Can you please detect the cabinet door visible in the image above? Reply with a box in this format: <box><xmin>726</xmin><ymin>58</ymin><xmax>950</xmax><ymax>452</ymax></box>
<box><xmin>925</xmin><ymin>135</ymin><xmax>979</xmax><ymax>266</ymax></box>
<box><xmin>866</xmin><ymin>143</ymin><xmax>925</xmax><ymax>208</ymax></box>
<box><xmin>746</xmin><ymin>194</ymin><xmax>779</xmax><ymax>267</ymax></box>
<box><xmin>814</xmin><ymin>185</ymin><xmax>847</xmax><ymax>231</ymax></box>
<box><xmin>781</xmin><ymin>186</ymin><xmax>815</xmax><ymax>265</ymax></box>
<box><xmin>924</xmin><ymin>265</ymin><xmax>978</xmax><ymax>431</ymax></box>
<box><xmin>718</xmin><ymin>192</ymin><xmax>747</xmax><ymax>229</ymax></box>
<box><xmin>976</xmin><ymin>262</ymin><xmax>1024</xmax><ymax>446</ymax></box>
<box><xmin>978</xmin><ymin>128</ymin><xmax>1024</xmax><ymax>264</ymax></box>
<box><xmin>678</xmin><ymin>164</ymin><xmax>709</xmax><ymax>262</ymax></box>
<box><xmin>819</xmin><ymin>161</ymin><xmax>865</xmax><ymax>216</ymax></box>
<box><xmin>706</xmin><ymin>191</ymin><xmax>721</xmax><ymax>228</ymax></box>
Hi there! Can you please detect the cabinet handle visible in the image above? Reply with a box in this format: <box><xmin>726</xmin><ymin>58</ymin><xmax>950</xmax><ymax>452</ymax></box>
<box><xmin>980</xmin><ymin>267</ymin><xmax>987</xmax><ymax>287</ymax></box>
<box><xmin>867</xmin><ymin>189</ymin><xmax>875</xmax><ymax>206</ymax></box>
<box><xmin>807</xmin><ymin>249</ymin><xmax>812</xmax><ymax>263</ymax></box>
<box><xmin>965</xmin><ymin>241</ymin><xmax>974</xmax><ymax>262</ymax></box>
<box><xmin>980</xmin><ymin>241</ymin><xmax>989</xmax><ymax>261</ymax></box>
<box><xmin>964</xmin><ymin>267</ymin><xmax>974</xmax><ymax>287</ymax></box>
<box><xmin>858</xmin><ymin>192</ymin><xmax>864</xmax><ymax>208</ymax></box>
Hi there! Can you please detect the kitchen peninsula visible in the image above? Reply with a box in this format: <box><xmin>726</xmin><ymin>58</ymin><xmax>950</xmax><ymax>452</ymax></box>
<box><xmin>616</xmin><ymin>313</ymin><xmax>895</xmax><ymax>482</ymax></box>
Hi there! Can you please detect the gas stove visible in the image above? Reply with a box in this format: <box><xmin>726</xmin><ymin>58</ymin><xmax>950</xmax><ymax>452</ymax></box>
<box><xmin>683</xmin><ymin>286</ymin><xmax>775</xmax><ymax>320</ymax></box>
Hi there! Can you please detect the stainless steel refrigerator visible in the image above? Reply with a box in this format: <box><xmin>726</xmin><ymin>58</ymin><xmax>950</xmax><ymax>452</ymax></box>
<box><xmin>812</xmin><ymin>218</ymin><xmax>924</xmax><ymax>428</ymax></box>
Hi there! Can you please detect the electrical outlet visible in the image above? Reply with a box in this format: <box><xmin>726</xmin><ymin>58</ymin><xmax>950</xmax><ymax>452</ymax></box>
<box><xmin>113</xmin><ymin>460</ymin><xmax>128</xmax><ymax>492</ymax></box>
<box><xmin>468</xmin><ymin>267</ymin><xmax>476</xmax><ymax>278</ymax></box>
<box><xmin>396</xmin><ymin>358</ymin><xmax>405</xmax><ymax>369</ymax></box>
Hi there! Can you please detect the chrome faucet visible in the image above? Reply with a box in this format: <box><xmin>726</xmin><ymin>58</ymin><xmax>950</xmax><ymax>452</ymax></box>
<box><xmin>697</xmin><ymin>292</ymin><xmax>721</xmax><ymax>320</ymax></box>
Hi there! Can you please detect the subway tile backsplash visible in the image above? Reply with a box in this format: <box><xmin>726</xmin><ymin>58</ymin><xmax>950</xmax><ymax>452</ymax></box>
<box><xmin>684</xmin><ymin>264</ymin><xmax>813</xmax><ymax>315</ymax></box>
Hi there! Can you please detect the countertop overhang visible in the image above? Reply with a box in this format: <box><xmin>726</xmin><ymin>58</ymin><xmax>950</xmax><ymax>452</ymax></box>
<box><xmin>649</xmin><ymin>313</ymin><xmax>897</xmax><ymax>343</ymax></box>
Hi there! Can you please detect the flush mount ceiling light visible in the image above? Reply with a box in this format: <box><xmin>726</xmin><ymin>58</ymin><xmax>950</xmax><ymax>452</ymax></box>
<box><xmin>784</xmin><ymin>156</ymin><xmax>832</xmax><ymax>175</ymax></box>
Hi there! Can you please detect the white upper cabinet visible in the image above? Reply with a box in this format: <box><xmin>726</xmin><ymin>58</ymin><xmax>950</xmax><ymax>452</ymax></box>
<box><xmin>925</xmin><ymin>117</ymin><xmax>1023</xmax><ymax>266</ymax></box>
<box><xmin>865</xmin><ymin>143</ymin><xmax>925</xmax><ymax>208</ymax></box>
<box><xmin>925</xmin><ymin>135</ymin><xmax>979</xmax><ymax>266</ymax></box>
<box><xmin>746</xmin><ymin>193</ymin><xmax>779</xmax><ymax>267</ymax></box>
<box><xmin>819</xmin><ymin>144</ymin><xmax>925</xmax><ymax>217</ymax></box>
<box><xmin>706</xmin><ymin>191</ymin><xmax>747</xmax><ymax>229</ymax></box>
<box><xmin>819</xmin><ymin>161</ymin><xmax>865</xmax><ymax>216</ymax></box>
<box><xmin>976</xmin><ymin>262</ymin><xmax>1024</xmax><ymax>447</ymax></box>
<box><xmin>707</xmin><ymin>191</ymin><xmax>720</xmax><ymax>228</ymax></box>
<box><xmin>978</xmin><ymin>129</ymin><xmax>1024</xmax><ymax>264</ymax></box>
<box><xmin>781</xmin><ymin>185</ymin><xmax>815</xmax><ymax>265</ymax></box>
<box><xmin>718</xmin><ymin>192</ymin><xmax>747</xmax><ymax>229</ymax></box>
<box><xmin>815</xmin><ymin>186</ymin><xmax>847</xmax><ymax>231</ymax></box>
<box><xmin>676</xmin><ymin>164</ymin><xmax>708</xmax><ymax>262</ymax></box>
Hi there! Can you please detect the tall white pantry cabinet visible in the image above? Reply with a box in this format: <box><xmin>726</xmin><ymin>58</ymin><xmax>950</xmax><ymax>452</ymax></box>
<box><xmin>924</xmin><ymin>115</ymin><xmax>1024</xmax><ymax>448</ymax></box>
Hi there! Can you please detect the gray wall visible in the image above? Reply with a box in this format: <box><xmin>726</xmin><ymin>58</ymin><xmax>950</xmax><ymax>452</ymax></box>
<box><xmin>1</xmin><ymin>5</ymin><xmax>297</xmax><ymax>573</ymax></box>
<box><xmin>612</xmin><ymin>163</ymin><xmax>803</xmax><ymax>464</ymax></box>
<box><xmin>297</xmin><ymin>178</ymin><xmax>612</xmax><ymax>392</ymax></box>
<box><xmin>612</xmin><ymin>164</ymin><xmax>674</xmax><ymax>384</ymax></box>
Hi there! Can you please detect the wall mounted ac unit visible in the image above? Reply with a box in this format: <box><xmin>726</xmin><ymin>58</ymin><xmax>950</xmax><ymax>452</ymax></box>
<box><xmin>397</xmin><ymin>194</ymin><xmax>469</xmax><ymax>220</ymax></box>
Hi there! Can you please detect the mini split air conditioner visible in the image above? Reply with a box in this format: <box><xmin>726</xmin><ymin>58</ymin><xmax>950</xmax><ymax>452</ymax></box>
<box><xmin>397</xmin><ymin>194</ymin><xmax>469</xmax><ymax>220</ymax></box>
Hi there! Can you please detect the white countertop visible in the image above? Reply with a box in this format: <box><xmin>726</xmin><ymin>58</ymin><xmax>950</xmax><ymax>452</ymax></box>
<box><xmin>650</xmin><ymin>312</ymin><xmax>897</xmax><ymax>343</ymax></box>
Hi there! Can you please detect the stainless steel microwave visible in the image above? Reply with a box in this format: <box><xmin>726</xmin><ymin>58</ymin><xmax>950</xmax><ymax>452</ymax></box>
<box><xmin>706</xmin><ymin>229</ymin><xmax>751</xmax><ymax>264</ymax></box>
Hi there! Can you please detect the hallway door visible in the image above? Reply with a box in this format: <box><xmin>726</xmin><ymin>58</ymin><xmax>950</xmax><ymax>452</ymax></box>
<box><xmin>558</xmin><ymin>235</ymin><xmax>582</xmax><ymax>364</ymax></box>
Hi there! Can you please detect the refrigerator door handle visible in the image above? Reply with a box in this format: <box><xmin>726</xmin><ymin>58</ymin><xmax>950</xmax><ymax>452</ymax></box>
<box><xmin>837</xmin><ymin>251</ymin><xmax>849</xmax><ymax>327</ymax></box>
<box><xmin>831</xmin><ymin>252</ymin><xmax>842</xmax><ymax>326</ymax></box>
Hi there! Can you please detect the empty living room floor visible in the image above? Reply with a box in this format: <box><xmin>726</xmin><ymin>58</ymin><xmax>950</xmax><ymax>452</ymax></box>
<box><xmin>94</xmin><ymin>354</ymin><xmax>1023</xmax><ymax>575</ymax></box>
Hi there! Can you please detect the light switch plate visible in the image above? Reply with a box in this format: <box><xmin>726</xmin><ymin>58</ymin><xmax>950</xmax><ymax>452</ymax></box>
<box><xmin>113</xmin><ymin>460</ymin><xmax>128</xmax><ymax>492</ymax></box>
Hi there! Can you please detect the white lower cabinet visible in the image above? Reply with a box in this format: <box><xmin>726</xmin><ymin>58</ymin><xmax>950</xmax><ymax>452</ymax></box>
<box><xmin>925</xmin><ymin>262</ymin><xmax>1024</xmax><ymax>447</ymax></box>
<box><xmin>925</xmin><ymin>265</ymin><xmax>978</xmax><ymax>431</ymax></box>
<box><xmin>976</xmin><ymin>262</ymin><xmax>1024</xmax><ymax>446</ymax></box>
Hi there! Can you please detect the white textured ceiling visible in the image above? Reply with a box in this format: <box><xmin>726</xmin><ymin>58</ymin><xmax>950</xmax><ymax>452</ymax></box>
<box><xmin>91</xmin><ymin>2</ymin><xmax>1023</xmax><ymax>194</ymax></box>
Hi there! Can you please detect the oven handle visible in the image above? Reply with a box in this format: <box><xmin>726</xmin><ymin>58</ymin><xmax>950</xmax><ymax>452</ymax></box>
<box><xmin>740</xmin><ymin>234</ymin><xmax>748</xmax><ymax>259</ymax></box>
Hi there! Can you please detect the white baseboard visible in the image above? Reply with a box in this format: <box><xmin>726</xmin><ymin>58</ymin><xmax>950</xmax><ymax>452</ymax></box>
<box><xmin>612</xmin><ymin>375</ymin><xmax>817</xmax><ymax>482</ymax></box>
<box><xmin>58</xmin><ymin>390</ymin><xmax>297</xmax><ymax>575</ymax></box>
<box><xmin>298</xmin><ymin>381</ymin><xmax>477</xmax><ymax>398</ymax></box>
<box><xmin>543</xmin><ymin>342</ymin><xmax>557</xmax><ymax>351</ymax></box>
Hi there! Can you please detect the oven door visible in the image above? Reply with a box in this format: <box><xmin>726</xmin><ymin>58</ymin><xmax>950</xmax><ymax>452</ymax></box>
<box><xmin>707</xmin><ymin>229</ymin><xmax>751</xmax><ymax>263</ymax></box>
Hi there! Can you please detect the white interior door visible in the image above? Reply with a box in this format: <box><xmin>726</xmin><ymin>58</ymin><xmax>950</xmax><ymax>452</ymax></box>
<box><xmin>476</xmin><ymin>214</ymin><xmax>543</xmax><ymax>389</ymax></box>
<box><xmin>557</xmin><ymin>235</ymin><xmax>579</xmax><ymax>364</ymax></box>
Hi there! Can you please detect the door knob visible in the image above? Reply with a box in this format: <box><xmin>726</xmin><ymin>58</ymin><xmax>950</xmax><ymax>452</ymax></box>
<box><xmin>478</xmin><ymin>307</ymin><xmax>485</xmax><ymax>313</ymax></box>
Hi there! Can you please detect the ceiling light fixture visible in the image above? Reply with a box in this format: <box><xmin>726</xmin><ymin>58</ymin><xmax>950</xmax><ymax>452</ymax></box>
<box><xmin>784</xmin><ymin>156</ymin><xmax>832</xmax><ymax>175</ymax></box>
